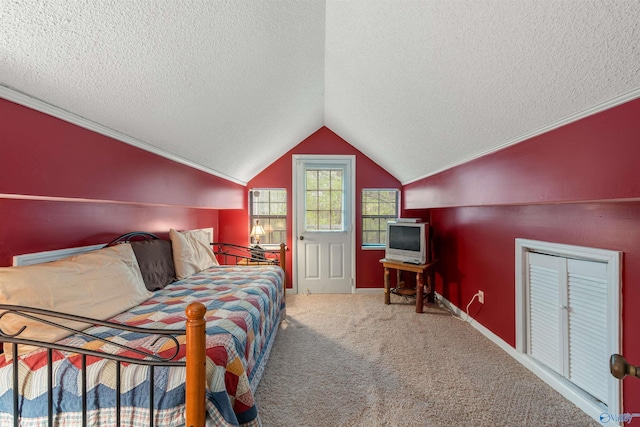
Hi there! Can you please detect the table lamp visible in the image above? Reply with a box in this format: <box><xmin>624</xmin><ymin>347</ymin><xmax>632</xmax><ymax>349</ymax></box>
<box><xmin>250</xmin><ymin>220</ymin><xmax>266</xmax><ymax>248</ymax></box>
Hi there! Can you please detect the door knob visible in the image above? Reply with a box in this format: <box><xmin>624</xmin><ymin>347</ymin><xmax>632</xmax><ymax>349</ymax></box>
<box><xmin>299</xmin><ymin>236</ymin><xmax>304</xmax><ymax>241</ymax></box>
<box><xmin>610</xmin><ymin>354</ymin><xmax>640</xmax><ymax>379</ymax></box>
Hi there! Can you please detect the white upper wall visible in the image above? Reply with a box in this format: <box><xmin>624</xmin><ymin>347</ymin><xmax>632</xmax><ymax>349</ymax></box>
<box><xmin>2</xmin><ymin>1</ymin><xmax>640</xmax><ymax>184</ymax></box>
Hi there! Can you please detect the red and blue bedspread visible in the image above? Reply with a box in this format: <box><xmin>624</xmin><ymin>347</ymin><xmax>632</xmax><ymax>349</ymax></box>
<box><xmin>0</xmin><ymin>265</ymin><xmax>284</xmax><ymax>427</ymax></box>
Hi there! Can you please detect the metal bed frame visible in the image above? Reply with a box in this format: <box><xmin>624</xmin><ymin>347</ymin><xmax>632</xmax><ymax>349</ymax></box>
<box><xmin>0</xmin><ymin>233</ymin><xmax>287</xmax><ymax>427</ymax></box>
<box><xmin>0</xmin><ymin>303</ymin><xmax>206</xmax><ymax>427</ymax></box>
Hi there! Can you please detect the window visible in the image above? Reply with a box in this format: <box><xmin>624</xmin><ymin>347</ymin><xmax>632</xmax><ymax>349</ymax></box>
<box><xmin>305</xmin><ymin>169</ymin><xmax>344</xmax><ymax>231</ymax></box>
<box><xmin>362</xmin><ymin>189</ymin><xmax>399</xmax><ymax>246</ymax></box>
<box><xmin>249</xmin><ymin>189</ymin><xmax>287</xmax><ymax>245</ymax></box>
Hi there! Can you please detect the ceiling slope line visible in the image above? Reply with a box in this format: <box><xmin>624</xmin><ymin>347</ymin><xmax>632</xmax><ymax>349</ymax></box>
<box><xmin>402</xmin><ymin>86</ymin><xmax>640</xmax><ymax>186</ymax></box>
<box><xmin>0</xmin><ymin>85</ymin><xmax>247</xmax><ymax>186</ymax></box>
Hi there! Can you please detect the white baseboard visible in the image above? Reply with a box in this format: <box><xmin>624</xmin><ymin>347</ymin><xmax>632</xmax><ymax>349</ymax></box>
<box><xmin>435</xmin><ymin>293</ymin><xmax>610</xmax><ymax>425</ymax></box>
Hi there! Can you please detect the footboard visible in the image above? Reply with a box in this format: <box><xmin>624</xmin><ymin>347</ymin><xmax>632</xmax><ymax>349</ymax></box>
<box><xmin>0</xmin><ymin>303</ymin><xmax>207</xmax><ymax>427</ymax></box>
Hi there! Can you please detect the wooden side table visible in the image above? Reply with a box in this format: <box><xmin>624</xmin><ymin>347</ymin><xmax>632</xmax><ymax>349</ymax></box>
<box><xmin>380</xmin><ymin>258</ymin><xmax>438</xmax><ymax>313</ymax></box>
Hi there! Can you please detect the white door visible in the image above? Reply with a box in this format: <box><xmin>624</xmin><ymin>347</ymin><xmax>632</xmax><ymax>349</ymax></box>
<box><xmin>293</xmin><ymin>155</ymin><xmax>354</xmax><ymax>294</ymax></box>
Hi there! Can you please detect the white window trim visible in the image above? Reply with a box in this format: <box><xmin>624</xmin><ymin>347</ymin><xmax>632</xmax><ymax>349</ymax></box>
<box><xmin>361</xmin><ymin>245</ymin><xmax>386</xmax><ymax>251</ymax></box>
<box><xmin>361</xmin><ymin>188</ymin><xmax>401</xmax><ymax>249</ymax></box>
<box><xmin>249</xmin><ymin>188</ymin><xmax>287</xmax><ymax>246</ymax></box>
<box><xmin>515</xmin><ymin>238</ymin><xmax>622</xmax><ymax>422</ymax></box>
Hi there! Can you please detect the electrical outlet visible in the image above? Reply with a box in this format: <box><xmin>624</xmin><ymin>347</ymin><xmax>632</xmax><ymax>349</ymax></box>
<box><xmin>478</xmin><ymin>290</ymin><xmax>484</xmax><ymax>304</ymax></box>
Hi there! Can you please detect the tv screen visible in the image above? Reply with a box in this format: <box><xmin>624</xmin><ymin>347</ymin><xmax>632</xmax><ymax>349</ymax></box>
<box><xmin>388</xmin><ymin>225</ymin><xmax>421</xmax><ymax>251</ymax></box>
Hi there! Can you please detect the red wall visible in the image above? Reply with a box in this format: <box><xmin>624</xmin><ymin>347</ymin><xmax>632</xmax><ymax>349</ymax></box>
<box><xmin>247</xmin><ymin>126</ymin><xmax>401</xmax><ymax>289</ymax></box>
<box><xmin>7</xmin><ymin>91</ymin><xmax>638</xmax><ymax>411</ymax></box>
<box><xmin>404</xmin><ymin>98</ymin><xmax>640</xmax><ymax>414</ymax></box>
<box><xmin>0</xmin><ymin>99</ymin><xmax>244</xmax><ymax>266</ymax></box>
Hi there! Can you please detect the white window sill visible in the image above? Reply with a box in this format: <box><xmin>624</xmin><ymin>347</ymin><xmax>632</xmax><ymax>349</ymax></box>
<box><xmin>253</xmin><ymin>244</ymin><xmax>283</xmax><ymax>250</ymax></box>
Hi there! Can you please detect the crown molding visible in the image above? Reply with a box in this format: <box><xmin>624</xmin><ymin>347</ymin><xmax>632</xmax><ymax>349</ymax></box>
<box><xmin>0</xmin><ymin>85</ymin><xmax>247</xmax><ymax>186</ymax></box>
<box><xmin>403</xmin><ymin>87</ymin><xmax>640</xmax><ymax>186</ymax></box>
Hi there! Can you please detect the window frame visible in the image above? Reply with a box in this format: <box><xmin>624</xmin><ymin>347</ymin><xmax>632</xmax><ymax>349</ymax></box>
<box><xmin>361</xmin><ymin>188</ymin><xmax>400</xmax><ymax>249</ymax></box>
<box><xmin>249</xmin><ymin>188</ymin><xmax>287</xmax><ymax>248</ymax></box>
<box><xmin>304</xmin><ymin>168</ymin><xmax>345</xmax><ymax>232</ymax></box>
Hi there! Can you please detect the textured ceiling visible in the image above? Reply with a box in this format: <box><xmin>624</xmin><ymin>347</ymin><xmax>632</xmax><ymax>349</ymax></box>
<box><xmin>2</xmin><ymin>1</ymin><xmax>640</xmax><ymax>185</ymax></box>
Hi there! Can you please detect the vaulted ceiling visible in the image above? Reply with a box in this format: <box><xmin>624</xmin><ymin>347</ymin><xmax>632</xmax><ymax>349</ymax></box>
<box><xmin>2</xmin><ymin>1</ymin><xmax>639</xmax><ymax>185</ymax></box>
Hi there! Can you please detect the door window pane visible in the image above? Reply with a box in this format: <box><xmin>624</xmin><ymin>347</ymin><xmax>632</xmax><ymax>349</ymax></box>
<box><xmin>305</xmin><ymin>169</ymin><xmax>344</xmax><ymax>231</ymax></box>
<box><xmin>318</xmin><ymin>170</ymin><xmax>331</xmax><ymax>189</ymax></box>
<box><xmin>331</xmin><ymin>170</ymin><xmax>342</xmax><ymax>190</ymax></box>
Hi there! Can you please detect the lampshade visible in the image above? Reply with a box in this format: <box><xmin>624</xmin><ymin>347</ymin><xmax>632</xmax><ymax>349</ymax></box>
<box><xmin>250</xmin><ymin>221</ymin><xmax>266</xmax><ymax>245</ymax></box>
<box><xmin>250</xmin><ymin>224</ymin><xmax>265</xmax><ymax>237</ymax></box>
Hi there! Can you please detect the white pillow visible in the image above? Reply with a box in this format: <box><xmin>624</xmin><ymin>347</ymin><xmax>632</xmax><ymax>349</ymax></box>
<box><xmin>0</xmin><ymin>244</ymin><xmax>152</xmax><ymax>358</ymax></box>
<box><xmin>169</xmin><ymin>229</ymin><xmax>219</xmax><ymax>280</ymax></box>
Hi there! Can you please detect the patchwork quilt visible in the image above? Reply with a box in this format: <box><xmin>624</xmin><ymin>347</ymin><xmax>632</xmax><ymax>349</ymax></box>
<box><xmin>0</xmin><ymin>265</ymin><xmax>284</xmax><ymax>427</ymax></box>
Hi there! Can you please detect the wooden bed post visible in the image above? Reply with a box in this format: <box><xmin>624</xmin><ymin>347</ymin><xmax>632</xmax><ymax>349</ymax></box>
<box><xmin>185</xmin><ymin>302</ymin><xmax>206</xmax><ymax>427</ymax></box>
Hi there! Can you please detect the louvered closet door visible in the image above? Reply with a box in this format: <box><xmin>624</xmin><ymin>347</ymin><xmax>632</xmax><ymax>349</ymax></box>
<box><xmin>527</xmin><ymin>252</ymin><xmax>565</xmax><ymax>375</ymax></box>
<box><xmin>526</xmin><ymin>252</ymin><xmax>609</xmax><ymax>406</ymax></box>
<box><xmin>567</xmin><ymin>258</ymin><xmax>608</xmax><ymax>404</ymax></box>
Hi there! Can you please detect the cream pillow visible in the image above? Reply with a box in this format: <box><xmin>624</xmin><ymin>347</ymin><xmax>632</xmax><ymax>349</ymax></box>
<box><xmin>0</xmin><ymin>244</ymin><xmax>152</xmax><ymax>357</ymax></box>
<box><xmin>169</xmin><ymin>228</ymin><xmax>219</xmax><ymax>280</ymax></box>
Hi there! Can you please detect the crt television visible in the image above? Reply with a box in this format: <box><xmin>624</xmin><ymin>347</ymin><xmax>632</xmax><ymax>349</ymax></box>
<box><xmin>385</xmin><ymin>221</ymin><xmax>430</xmax><ymax>265</ymax></box>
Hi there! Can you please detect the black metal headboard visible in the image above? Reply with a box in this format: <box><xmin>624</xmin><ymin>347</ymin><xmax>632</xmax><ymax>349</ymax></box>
<box><xmin>105</xmin><ymin>232</ymin><xmax>159</xmax><ymax>247</ymax></box>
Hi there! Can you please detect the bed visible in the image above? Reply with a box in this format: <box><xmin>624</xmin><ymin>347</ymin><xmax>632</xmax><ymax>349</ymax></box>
<box><xmin>0</xmin><ymin>230</ymin><xmax>286</xmax><ymax>427</ymax></box>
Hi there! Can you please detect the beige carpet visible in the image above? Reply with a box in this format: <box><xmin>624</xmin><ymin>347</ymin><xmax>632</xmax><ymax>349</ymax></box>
<box><xmin>254</xmin><ymin>294</ymin><xmax>599</xmax><ymax>427</ymax></box>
